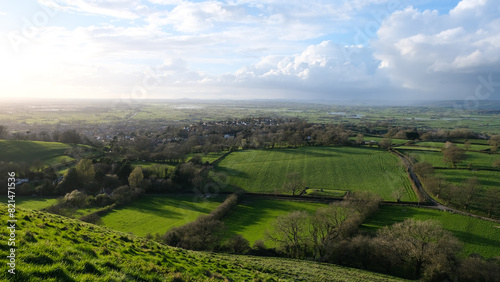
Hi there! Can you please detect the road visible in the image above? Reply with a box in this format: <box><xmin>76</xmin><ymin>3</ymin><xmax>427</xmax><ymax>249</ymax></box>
<box><xmin>393</xmin><ymin>150</ymin><xmax>500</xmax><ymax>224</ymax></box>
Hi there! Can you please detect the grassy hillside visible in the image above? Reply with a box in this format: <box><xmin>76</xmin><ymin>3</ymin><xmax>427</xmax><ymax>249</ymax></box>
<box><xmin>362</xmin><ymin>206</ymin><xmax>500</xmax><ymax>258</ymax></box>
<box><xmin>216</xmin><ymin>146</ymin><xmax>415</xmax><ymax>201</ymax></box>
<box><xmin>0</xmin><ymin>140</ymin><xmax>93</xmax><ymax>168</ymax></box>
<box><xmin>223</xmin><ymin>198</ymin><xmax>326</xmax><ymax>245</ymax></box>
<box><xmin>15</xmin><ymin>197</ymin><xmax>58</xmax><ymax>210</ymax></box>
<box><xmin>100</xmin><ymin>195</ymin><xmax>225</xmax><ymax>237</ymax></box>
<box><xmin>0</xmin><ymin>206</ymin><xmax>404</xmax><ymax>281</ymax></box>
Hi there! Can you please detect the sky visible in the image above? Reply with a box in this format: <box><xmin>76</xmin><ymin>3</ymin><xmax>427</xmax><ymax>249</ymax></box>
<box><xmin>0</xmin><ymin>0</ymin><xmax>499</xmax><ymax>102</ymax></box>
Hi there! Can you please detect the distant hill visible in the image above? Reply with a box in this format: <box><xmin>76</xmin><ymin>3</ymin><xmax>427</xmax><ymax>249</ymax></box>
<box><xmin>0</xmin><ymin>206</ymin><xmax>404</xmax><ymax>281</ymax></box>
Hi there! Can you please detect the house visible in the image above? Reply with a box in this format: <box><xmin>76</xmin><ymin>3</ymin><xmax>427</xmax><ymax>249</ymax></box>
<box><xmin>15</xmin><ymin>179</ymin><xmax>29</xmax><ymax>185</ymax></box>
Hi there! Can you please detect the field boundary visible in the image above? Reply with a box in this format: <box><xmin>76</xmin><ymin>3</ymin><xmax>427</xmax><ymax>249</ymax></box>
<box><xmin>210</xmin><ymin>150</ymin><xmax>233</xmax><ymax>165</ymax></box>
<box><xmin>392</xmin><ymin>150</ymin><xmax>426</xmax><ymax>203</ymax></box>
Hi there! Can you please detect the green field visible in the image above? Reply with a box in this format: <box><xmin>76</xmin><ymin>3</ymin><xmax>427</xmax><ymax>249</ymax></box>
<box><xmin>186</xmin><ymin>152</ymin><xmax>227</xmax><ymax>163</ymax></box>
<box><xmin>413</xmin><ymin>141</ymin><xmax>491</xmax><ymax>151</ymax></box>
<box><xmin>223</xmin><ymin>198</ymin><xmax>327</xmax><ymax>245</ymax></box>
<box><xmin>0</xmin><ymin>140</ymin><xmax>77</xmax><ymax>165</ymax></box>
<box><xmin>362</xmin><ymin>206</ymin><xmax>500</xmax><ymax>258</ymax></box>
<box><xmin>435</xmin><ymin>168</ymin><xmax>500</xmax><ymax>214</ymax></box>
<box><xmin>100</xmin><ymin>195</ymin><xmax>225</xmax><ymax>236</ymax></box>
<box><xmin>216</xmin><ymin>146</ymin><xmax>416</xmax><ymax>201</ymax></box>
<box><xmin>400</xmin><ymin>149</ymin><xmax>500</xmax><ymax>170</ymax></box>
<box><xmin>0</xmin><ymin>206</ymin><xmax>404</xmax><ymax>281</ymax></box>
<box><xmin>436</xmin><ymin>169</ymin><xmax>500</xmax><ymax>191</ymax></box>
<box><xmin>14</xmin><ymin>196</ymin><xmax>58</xmax><ymax>210</ymax></box>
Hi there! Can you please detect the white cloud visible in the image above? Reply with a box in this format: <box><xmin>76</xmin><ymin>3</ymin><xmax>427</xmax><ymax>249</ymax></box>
<box><xmin>373</xmin><ymin>0</ymin><xmax>500</xmax><ymax>99</ymax></box>
<box><xmin>2</xmin><ymin>0</ymin><xmax>499</xmax><ymax>101</ymax></box>
<box><xmin>37</xmin><ymin>0</ymin><xmax>141</xmax><ymax>19</ymax></box>
<box><xmin>155</xmin><ymin>1</ymin><xmax>240</xmax><ymax>33</ymax></box>
<box><xmin>450</xmin><ymin>0</ymin><xmax>487</xmax><ymax>16</ymax></box>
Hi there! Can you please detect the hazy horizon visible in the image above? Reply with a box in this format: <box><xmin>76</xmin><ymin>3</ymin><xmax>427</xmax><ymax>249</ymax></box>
<box><xmin>1</xmin><ymin>0</ymin><xmax>499</xmax><ymax>102</ymax></box>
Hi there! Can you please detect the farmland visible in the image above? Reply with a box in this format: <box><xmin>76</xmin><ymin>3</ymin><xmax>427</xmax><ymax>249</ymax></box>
<box><xmin>400</xmin><ymin>148</ymin><xmax>500</xmax><ymax>170</ymax></box>
<box><xmin>2</xmin><ymin>100</ymin><xmax>500</xmax><ymax>134</ymax></box>
<box><xmin>0</xmin><ymin>140</ymin><xmax>76</xmax><ymax>166</ymax></box>
<box><xmin>100</xmin><ymin>195</ymin><xmax>225</xmax><ymax>237</ymax></box>
<box><xmin>223</xmin><ymin>198</ymin><xmax>326</xmax><ymax>245</ymax></box>
<box><xmin>398</xmin><ymin>143</ymin><xmax>500</xmax><ymax>215</ymax></box>
<box><xmin>436</xmin><ymin>169</ymin><xmax>500</xmax><ymax>191</ymax></box>
<box><xmin>1</xmin><ymin>99</ymin><xmax>499</xmax><ymax>280</ymax></box>
<box><xmin>362</xmin><ymin>205</ymin><xmax>500</xmax><ymax>258</ymax></box>
<box><xmin>412</xmin><ymin>141</ymin><xmax>492</xmax><ymax>151</ymax></box>
<box><xmin>15</xmin><ymin>196</ymin><xmax>58</xmax><ymax>210</ymax></box>
<box><xmin>216</xmin><ymin>146</ymin><xmax>416</xmax><ymax>201</ymax></box>
<box><xmin>0</xmin><ymin>206</ymin><xmax>404</xmax><ymax>281</ymax></box>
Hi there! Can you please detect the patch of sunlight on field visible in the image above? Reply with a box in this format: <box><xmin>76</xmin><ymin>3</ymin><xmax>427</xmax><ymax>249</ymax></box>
<box><xmin>101</xmin><ymin>194</ymin><xmax>225</xmax><ymax>236</ymax></box>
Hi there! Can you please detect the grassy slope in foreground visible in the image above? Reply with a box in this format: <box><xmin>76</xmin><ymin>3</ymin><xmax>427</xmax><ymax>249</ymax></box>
<box><xmin>362</xmin><ymin>205</ymin><xmax>500</xmax><ymax>258</ymax></box>
<box><xmin>216</xmin><ymin>146</ymin><xmax>415</xmax><ymax>201</ymax></box>
<box><xmin>0</xmin><ymin>207</ymin><xmax>404</xmax><ymax>281</ymax></box>
<box><xmin>100</xmin><ymin>195</ymin><xmax>225</xmax><ymax>237</ymax></box>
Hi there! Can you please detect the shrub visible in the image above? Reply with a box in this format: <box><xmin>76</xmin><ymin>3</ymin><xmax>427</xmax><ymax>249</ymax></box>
<box><xmin>223</xmin><ymin>234</ymin><xmax>250</xmax><ymax>254</ymax></box>
<box><xmin>64</xmin><ymin>190</ymin><xmax>87</xmax><ymax>208</ymax></box>
<box><xmin>79</xmin><ymin>213</ymin><xmax>102</xmax><ymax>225</ymax></box>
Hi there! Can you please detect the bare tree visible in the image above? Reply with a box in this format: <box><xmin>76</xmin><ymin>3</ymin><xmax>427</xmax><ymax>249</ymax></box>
<box><xmin>377</xmin><ymin>219</ymin><xmax>461</xmax><ymax>279</ymax></box>
<box><xmin>355</xmin><ymin>133</ymin><xmax>364</xmax><ymax>145</ymax></box>
<box><xmin>484</xmin><ymin>189</ymin><xmax>500</xmax><ymax>217</ymax></box>
<box><xmin>310</xmin><ymin>204</ymin><xmax>353</xmax><ymax>260</ymax></box>
<box><xmin>442</xmin><ymin>142</ymin><xmax>466</xmax><ymax>168</ymax></box>
<box><xmin>423</xmin><ymin>176</ymin><xmax>448</xmax><ymax>199</ymax></box>
<box><xmin>455</xmin><ymin>177</ymin><xmax>480</xmax><ymax>211</ymax></box>
<box><xmin>266</xmin><ymin>210</ymin><xmax>310</xmax><ymax>259</ymax></box>
<box><xmin>379</xmin><ymin>138</ymin><xmax>392</xmax><ymax>150</ymax></box>
<box><xmin>391</xmin><ymin>187</ymin><xmax>406</xmax><ymax>202</ymax></box>
<box><xmin>413</xmin><ymin>161</ymin><xmax>434</xmax><ymax>178</ymax></box>
<box><xmin>282</xmin><ymin>172</ymin><xmax>306</xmax><ymax>196</ymax></box>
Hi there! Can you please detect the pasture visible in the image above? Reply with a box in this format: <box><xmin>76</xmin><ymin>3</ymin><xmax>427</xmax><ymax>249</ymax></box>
<box><xmin>100</xmin><ymin>195</ymin><xmax>224</xmax><ymax>236</ymax></box>
<box><xmin>0</xmin><ymin>206</ymin><xmax>402</xmax><ymax>281</ymax></box>
<box><xmin>362</xmin><ymin>205</ymin><xmax>500</xmax><ymax>258</ymax></box>
<box><xmin>436</xmin><ymin>169</ymin><xmax>500</xmax><ymax>191</ymax></box>
<box><xmin>0</xmin><ymin>140</ymin><xmax>75</xmax><ymax>165</ymax></box>
<box><xmin>400</xmin><ymin>148</ymin><xmax>500</xmax><ymax>170</ymax></box>
<box><xmin>435</xmin><ymin>168</ymin><xmax>500</xmax><ymax>215</ymax></box>
<box><xmin>413</xmin><ymin>141</ymin><xmax>492</xmax><ymax>151</ymax></box>
<box><xmin>15</xmin><ymin>196</ymin><xmax>58</xmax><ymax>210</ymax></box>
<box><xmin>223</xmin><ymin>198</ymin><xmax>327</xmax><ymax>245</ymax></box>
<box><xmin>215</xmin><ymin>146</ymin><xmax>416</xmax><ymax>201</ymax></box>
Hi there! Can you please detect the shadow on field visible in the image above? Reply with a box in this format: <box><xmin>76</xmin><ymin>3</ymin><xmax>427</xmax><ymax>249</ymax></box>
<box><xmin>217</xmin><ymin>167</ymin><xmax>250</xmax><ymax>178</ymax></box>
<box><xmin>224</xmin><ymin>199</ymin><xmax>316</xmax><ymax>239</ymax></box>
<box><xmin>275</xmin><ymin>147</ymin><xmax>374</xmax><ymax>159</ymax></box>
<box><xmin>451</xmin><ymin>230</ymin><xmax>500</xmax><ymax>252</ymax></box>
<box><xmin>361</xmin><ymin>206</ymin><xmax>436</xmax><ymax>233</ymax></box>
<box><xmin>108</xmin><ymin>196</ymin><xmax>216</xmax><ymax>219</ymax></box>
